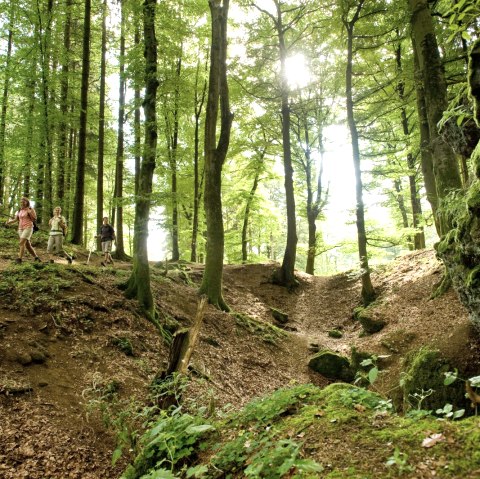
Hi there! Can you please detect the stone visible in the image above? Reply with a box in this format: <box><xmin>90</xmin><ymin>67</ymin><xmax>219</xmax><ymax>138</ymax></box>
<box><xmin>308</xmin><ymin>350</ymin><xmax>354</xmax><ymax>382</ymax></box>
<box><xmin>270</xmin><ymin>307</ymin><xmax>289</xmax><ymax>324</ymax></box>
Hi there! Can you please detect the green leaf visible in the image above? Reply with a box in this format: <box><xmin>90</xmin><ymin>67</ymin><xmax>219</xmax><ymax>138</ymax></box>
<box><xmin>111</xmin><ymin>447</ymin><xmax>123</xmax><ymax>466</ymax></box>
<box><xmin>185</xmin><ymin>424</ymin><xmax>215</xmax><ymax>435</ymax></box>
<box><xmin>186</xmin><ymin>465</ymin><xmax>209</xmax><ymax>478</ymax></box>
<box><xmin>461</xmin><ymin>30</ymin><xmax>472</xmax><ymax>40</ymax></box>
<box><xmin>368</xmin><ymin>367</ymin><xmax>378</xmax><ymax>384</ymax></box>
<box><xmin>469</xmin><ymin>375</ymin><xmax>480</xmax><ymax>387</ymax></box>
<box><xmin>443</xmin><ymin>370</ymin><xmax>458</xmax><ymax>386</ymax></box>
<box><xmin>140</xmin><ymin>468</ymin><xmax>178</xmax><ymax>479</ymax></box>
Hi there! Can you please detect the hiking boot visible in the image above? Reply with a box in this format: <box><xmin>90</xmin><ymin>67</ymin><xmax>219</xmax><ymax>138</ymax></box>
<box><xmin>101</xmin><ymin>261</ymin><xmax>106</xmax><ymax>267</ymax></box>
<box><xmin>14</xmin><ymin>258</ymin><xmax>22</xmax><ymax>264</ymax></box>
<box><xmin>34</xmin><ymin>256</ymin><xmax>41</xmax><ymax>262</ymax></box>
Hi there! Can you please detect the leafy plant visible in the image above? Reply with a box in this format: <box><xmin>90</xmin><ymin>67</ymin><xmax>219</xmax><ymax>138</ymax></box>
<box><xmin>435</xmin><ymin>403</ymin><xmax>465</xmax><ymax>420</ymax></box>
<box><xmin>385</xmin><ymin>448</ymin><xmax>413</xmax><ymax>474</ymax></box>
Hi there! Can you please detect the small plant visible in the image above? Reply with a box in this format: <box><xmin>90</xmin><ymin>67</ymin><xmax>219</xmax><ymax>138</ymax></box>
<box><xmin>385</xmin><ymin>448</ymin><xmax>413</xmax><ymax>474</ymax></box>
<box><xmin>435</xmin><ymin>403</ymin><xmax>465</xmax><ymax>420</ymax></box>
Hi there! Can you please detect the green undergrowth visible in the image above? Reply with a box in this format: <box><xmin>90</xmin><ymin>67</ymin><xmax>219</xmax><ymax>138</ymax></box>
<box><xmin>121</xmin><ymin>382</ymin><xmax>480</xmax><ymax>479</ymax></box>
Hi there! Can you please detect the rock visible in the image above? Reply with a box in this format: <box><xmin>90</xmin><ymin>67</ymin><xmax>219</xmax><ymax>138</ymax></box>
<box><xmin>308</xmin><ymin>350</ymin><xmax>354</xmax><ymax>382</ymax></box>
<box><xmin>16</xmin><ymin>352</ymin><xmax>33</xmax><ymax>366</ymax></box>
<box><xmin>270</xmin><ymin>307</ymin><xmax>289</xmax><ymax>324</ymax></box>
<box><xmin>327</xmin><ymin>329</ymin><xmax>343</xmax><ymax>338</ymax></box>
<box><xmin>30</xmin><ymin>350</ymin><xmax>47</xmax><ymax>363</ymax></box>
<box><xmin>356</xmin><ymin>308</ymin><xmax>386</xmax><ymax>334</ymax></box>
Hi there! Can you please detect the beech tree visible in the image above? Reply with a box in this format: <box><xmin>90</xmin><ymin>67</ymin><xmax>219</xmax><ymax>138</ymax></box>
<box><xmin>199</xmin><ymin>0</ymin><xmax>233</xmax><ymax>310</ymax></box>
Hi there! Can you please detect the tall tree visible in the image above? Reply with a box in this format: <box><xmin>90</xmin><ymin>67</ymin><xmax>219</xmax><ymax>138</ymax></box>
<box><xmin>199</xmin><ymin>0</ymin><xmax>233</xmax><ymax>310</ymax></box>
<box><xmin>71</xmin><ymin>0</ymin><xmax>91</xmax><ymax>244</ymax></box>
<box><xmin>125</xmin><ymin>0</ymin><xmax>159</xmax><ymax>318</ymax></box>
<box><xmin>0</xmin><ymin>0</ymin><xmax>14</xmax><ymax>207</ymax></box>
<box><xmin>113</xmin><ymin>0</ymin><xmax>128</xmax><ymax>259</ymax></box>
<box><xmin>408</xmin><ymin>0</ymin><xmax>462</xmax><ymax>235</ymax></box>
<box><xmin>97</xmin><ymin>0</ymin><xmax>107</xmax><ymax>251</ymax></box>
<box><xmin>343</xmin><ymin>0</ymin><xmax>376</xmax><ymax>304</ymax></box>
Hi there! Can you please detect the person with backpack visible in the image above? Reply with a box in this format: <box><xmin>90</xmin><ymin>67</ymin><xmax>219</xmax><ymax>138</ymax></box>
<box><xmin>97</xmin><ymin>216</ymin><xmax>116</xmax><ymax>267</ymax></box>
<box><xmin>5</xmin><ymin>197</ymin><xmax>41</xmax><ymax>264</ymax></box>
<box><xmin>47</xmin><ymin>206</ymin><xmax>72</xmax><ymax>264</ymax></box>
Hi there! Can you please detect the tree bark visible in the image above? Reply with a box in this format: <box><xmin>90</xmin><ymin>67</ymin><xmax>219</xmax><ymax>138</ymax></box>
<box><xmin>0</xmin><ymin>0</ymin><xmax>14</xmax><ymax>206</ymax></box>
<box><xmin>199</xmin><ymin>0</ymin><xmax>233</xmax><ymax>310</ymax></box>
<box><xmin>409</xmin><ymin>0</ymin><xmax>462</xmax><ymax>235</ymax></box>
<box><xmin>344</xmin><ymin>0</ymin><xmax>375</xmax><ymax>305</ymax></box>
<box><xmin>96</xmin><ymin>0</ymin><xmax>107</xmax><ymax>251</ymax></box>
<box><xmin>191</xmin><ymin>54</ymin><xmax>207</xmax><ymax>262</ymax></box>
<box><xmin>71</xmin><ymin>0</ymin><xmax>91</xmax><ymax>245</ymax></box>
<box><xmin>124</xmin><ymin>0</ymin><xmax>159</xmax><ymax>319</ymax></box>
<box><xmin>113</xmin><ymin>0</ymin><xmax>128</xmax><ymax>260</ymax></box>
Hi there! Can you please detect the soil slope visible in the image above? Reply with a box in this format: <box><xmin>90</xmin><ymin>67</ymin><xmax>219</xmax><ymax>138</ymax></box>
<box><xmin>0</xmin><ymin>229</ymin><xmax>478</xmax><ymax>478</ymax></box>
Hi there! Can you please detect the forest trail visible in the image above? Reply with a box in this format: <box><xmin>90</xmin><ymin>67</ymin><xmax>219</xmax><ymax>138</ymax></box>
<box><xmin>0</xmin><ymin>232</ymin><xmax>478</xmax><ymax>478</ymax></box>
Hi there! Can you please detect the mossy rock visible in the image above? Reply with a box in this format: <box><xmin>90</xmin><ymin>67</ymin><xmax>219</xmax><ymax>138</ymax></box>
<box><xmin>350</xmin><ymin>347</ymin><xmax>373</xmax><ymax>371</ymax></box>
<box><xmin>358</xmin><ymin>311</ymin><xmax>386</xmax><ymax>334</ymax></box>
<box><xmin>308</xmin><ymin>350</ymin><xmax>355</xmax><ymax>382</ymax></box>
<box><xmin>270</xmin><ymin>307</ymin><xmax>289</xmax><ymax>324</ymax></box>
<box><xmin>327</xmin><ymin>329</ymin><xmax>343</xmax><ymax>338</ymax></box>
<box><xmin>401</xmin><ymin>347</ymin><xmax>467</xmax><ymax>412</ymax></box>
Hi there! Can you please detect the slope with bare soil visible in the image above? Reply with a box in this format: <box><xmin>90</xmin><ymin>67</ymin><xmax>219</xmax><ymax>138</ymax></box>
<box><xmin>0</xmin><ymin>230</ymin><xmax>478</xmax><ymax>478</ymax></box>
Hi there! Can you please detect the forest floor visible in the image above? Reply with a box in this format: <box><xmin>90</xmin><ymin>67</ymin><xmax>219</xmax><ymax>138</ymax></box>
<box><xmin>0</xmin><ymin>227</ymin><xmax>479</xmax><ymax>478</ymax></box>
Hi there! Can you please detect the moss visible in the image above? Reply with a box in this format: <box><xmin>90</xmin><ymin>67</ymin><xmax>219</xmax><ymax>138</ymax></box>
<box><xmin>401</xmin><ymin>347</ymin><xmax>467</xmax><ymax>412</ymax></box>
<box><xmin>436</xmin><ymin>228</ymin><xmax>458</xmax><ymax>255</ymax></box>
<box><xmin>466</xmin><ymin>179</ymin><xmax>480</xmax><ymax>212</ymax></box>
<box><xmin>327</xmin><ymin>329</ymin><xmax>343</xmax><ymax>338</ymax></box>
<box><xmin>466</xmin><ymin>265</ymin><xmax>480</xmax><ymax>289</ymax></box>
<box><xmin>270</xmin><ymin>307</ymin><xmax>289</xmax><ymax>324</ymax></box>
<box><xmin>308</xmin><ymin>350</ymin><xmax>355</xmax><ymax>382</ymax></box>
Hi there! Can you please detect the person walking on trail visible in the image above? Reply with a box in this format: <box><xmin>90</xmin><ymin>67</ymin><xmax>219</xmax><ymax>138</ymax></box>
<box><xmin>5</xmin><ymin>197</ymin><xmax>41</xmax><ymax>264</ymax></box>
<box><xmin>97</xmin><ymin>216</ymin><xmax>115</xmax><ymax>267</ymax></box>
<box><xmin>47</xmin><ymin>206</ymin><xmax>72</xmax><ymax>264</ymax></box>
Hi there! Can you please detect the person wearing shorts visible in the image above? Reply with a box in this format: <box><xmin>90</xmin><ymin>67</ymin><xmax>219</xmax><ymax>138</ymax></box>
<box><xmin>97</xmin><ymin>216</ymin><xmax>115</xmax><ymax>267</ymax></box>
<box><xmin>47</xmin><ymin>206</ymin><xmax>72</xmax><ymax>264</ymax></box>
<box><xmin>5</xmin><ymin>197</ymin><xmax>41</xmax><ymax>264</ymax></box>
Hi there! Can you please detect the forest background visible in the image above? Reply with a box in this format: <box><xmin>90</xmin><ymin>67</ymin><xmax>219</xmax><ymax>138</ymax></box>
<box><xmin>0</xmin><ymin>0</ymin><xmax>477</xmax><ymax>283</ymax></box>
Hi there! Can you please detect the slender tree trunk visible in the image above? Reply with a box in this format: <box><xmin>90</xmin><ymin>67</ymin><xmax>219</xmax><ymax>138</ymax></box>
<box><xmin>0</xmin><ymin>0</ymin><xmax>14</xmax><ymax>206</ymax></box>
<box><xmin>344</xmin><ymin>1</ymin><xmax>375</xmax><ymax>305</ymax></box>
<box><xmin>36</xmin><ymin>0</ymin><xmax>54</xmax><ymax>223</ymax></box>
<box><xmin>96</xmin><ymin>0</ymin><xmax>107</xmax><ymax>251</ymax></box>
<box><xmin>409</xmin><ymin>0</ymin><xmax>462</xmax><ymax>235</ymax></box>
<box><xmin>241</xmin><ymin>168</ymin><xmax>260</xmax><ymax>263</ymax></box>
<box><xmin>57</xmin><ymin>0</ymin><xmax>72</xmax><ymax>205</ymax></box>
<box><xmin>113</xmin><ymin>0</ymin><xmax>128</xmax><ymax>259</ymax></box>
<box><xmin>199</xmin><ymin>0</ymin><xmax>233</xmax><ymax>310</ymax></box>
<box><xmin>134</xmin><ymin>23</ymin><xmax>142</xmax><ymax>197</ymax></box>
<box><xmin>191</xmin><ymin>54</ymin><xmax>207</xmax><ymax>262</ymax></box>
<box><xmin>395</xmin><ymin>42</ymin><xmax>426</xmax><ymax>249</ymax></box>
<box><xmin>71</xmin><ymin>0</ymin><xmax>91</xmax><ymax>245</ymax></box>
<box><xmin>273</xmin><ymin>3</ymin><xmax>298</xmax><ymax>288</ymax></box>
<box><xmin>169</xmin><ymin>54</ymin><xmax>182</xmax><ymax>262</ymax></box>
<box><xmin>125</xmin><ymin>0</ymin><xmax>159</xmax><ymax>318</ymax></box>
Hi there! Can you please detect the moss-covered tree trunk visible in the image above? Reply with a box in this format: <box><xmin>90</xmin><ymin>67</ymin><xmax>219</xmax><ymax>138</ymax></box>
<box><xmin>199</xmin><ymin>0</ymin><xmax>233</xmax><ymax>311</ymax></box>
<box><xmin>344</xmin><ymin>0</ymin><xmax>375</xmax><ymax>305</ymax></box>
<box><xmin>409</xmin><ymin>0</ymin><xmax>462</xmax><ymax>236</ymax></box>
<box><xmin>124</xmin><ymin>0</ymin><xmax>159</xmax><ymax>319</ymax></box>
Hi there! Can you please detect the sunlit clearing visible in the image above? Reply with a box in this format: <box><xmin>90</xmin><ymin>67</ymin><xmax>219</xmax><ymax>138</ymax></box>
<box><xmin>285</xmin><ymin>53</ymin><xmax>311</xmax><ymax>89</ymax></box>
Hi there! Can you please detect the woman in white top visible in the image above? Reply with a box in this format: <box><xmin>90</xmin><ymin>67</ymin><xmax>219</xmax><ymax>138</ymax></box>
<box><xmin>47</xmin><ymin>206</ymin><xmax>72</xmax><ymax>264</ymax></box>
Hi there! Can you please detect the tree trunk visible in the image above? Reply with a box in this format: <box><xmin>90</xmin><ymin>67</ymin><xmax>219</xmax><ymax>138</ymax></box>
<box><xmin>71</xmin><ymin>0</ymin><xmax>91</xmax><ymax>244</ymax></box>
<box><xmin>97</xmin><ymin>0</ymin><xmax>107</xmax><ymax>251</ymax></box>
<box><xmin>241</xmin><ymin>168</ymin><xmax>261</xmax><ymax>263</ymax></box>
<box><xmin>134</xmin><ymin>23</ymin><xmax>141</xmax><ymax>197</ymax></box>
<box><xmin>57</xmin><ymin>0</ymin><xmax>72</xmax><ymax>206</ymax></box>
<box><xmin>113</xmin><ymin>0</ymin><xmax>128</xmax><ymax>260</ymax></box>
<box><xmin>191</xmin><ymin>54</ymin><xmax>207</xmax><ymax>262</ymax></box>
<box><xmin>273</xmin><ymin>2</ymin><xmax>298</xmax><ymax>288</ymax></box>
<box><xmin>124</xmin><ymin>0</ymin><xmax>159</xmax><ymax>319</ymax></box>
<box><xmin>409</xmin><ymin>0</ymin><xmax>462</xmax><ymax>235</ymax></box>
<box><xmin>0</xmin><ymin>0</ymin><xmax>14</xmax><ymax>205</ymax></box>
<box><xmin>199</xmin><ymin>0</ymin><xmax>233</xmax><ymax>310</ymax></box>
<box><xmin>344</xmin><ymin>1</ymin><xmax>375</xmax><ymax>305</ymax></box>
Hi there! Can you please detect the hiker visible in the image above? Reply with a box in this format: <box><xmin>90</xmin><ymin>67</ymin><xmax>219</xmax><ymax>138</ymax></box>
<box><xmin>5</xmin><ymin>197</ymin><xmax>41</xmax><ymax>264</ymax></box>
<box><xmin>96</xmin><ymin>216</ymin><xmax>115</xmax><ymax>266</ymax></box>
<box><xmin>47</xmin><ymin>206</ymin><xmax>72</xmax><ymax>264</ymax></box>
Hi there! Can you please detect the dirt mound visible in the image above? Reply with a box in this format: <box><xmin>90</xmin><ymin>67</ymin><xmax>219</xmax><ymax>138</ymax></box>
<box><xmin>0</xmin><ymin>244</ymin><xmax>478</xmax><ymax>478</ymax></box>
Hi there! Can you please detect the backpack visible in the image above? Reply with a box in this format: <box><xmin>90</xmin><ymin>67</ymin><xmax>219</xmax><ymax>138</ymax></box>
<box><xmin>33</xmin><ymin>221</ymin><xmax>39</xmax><ymax>233</ymax></box>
